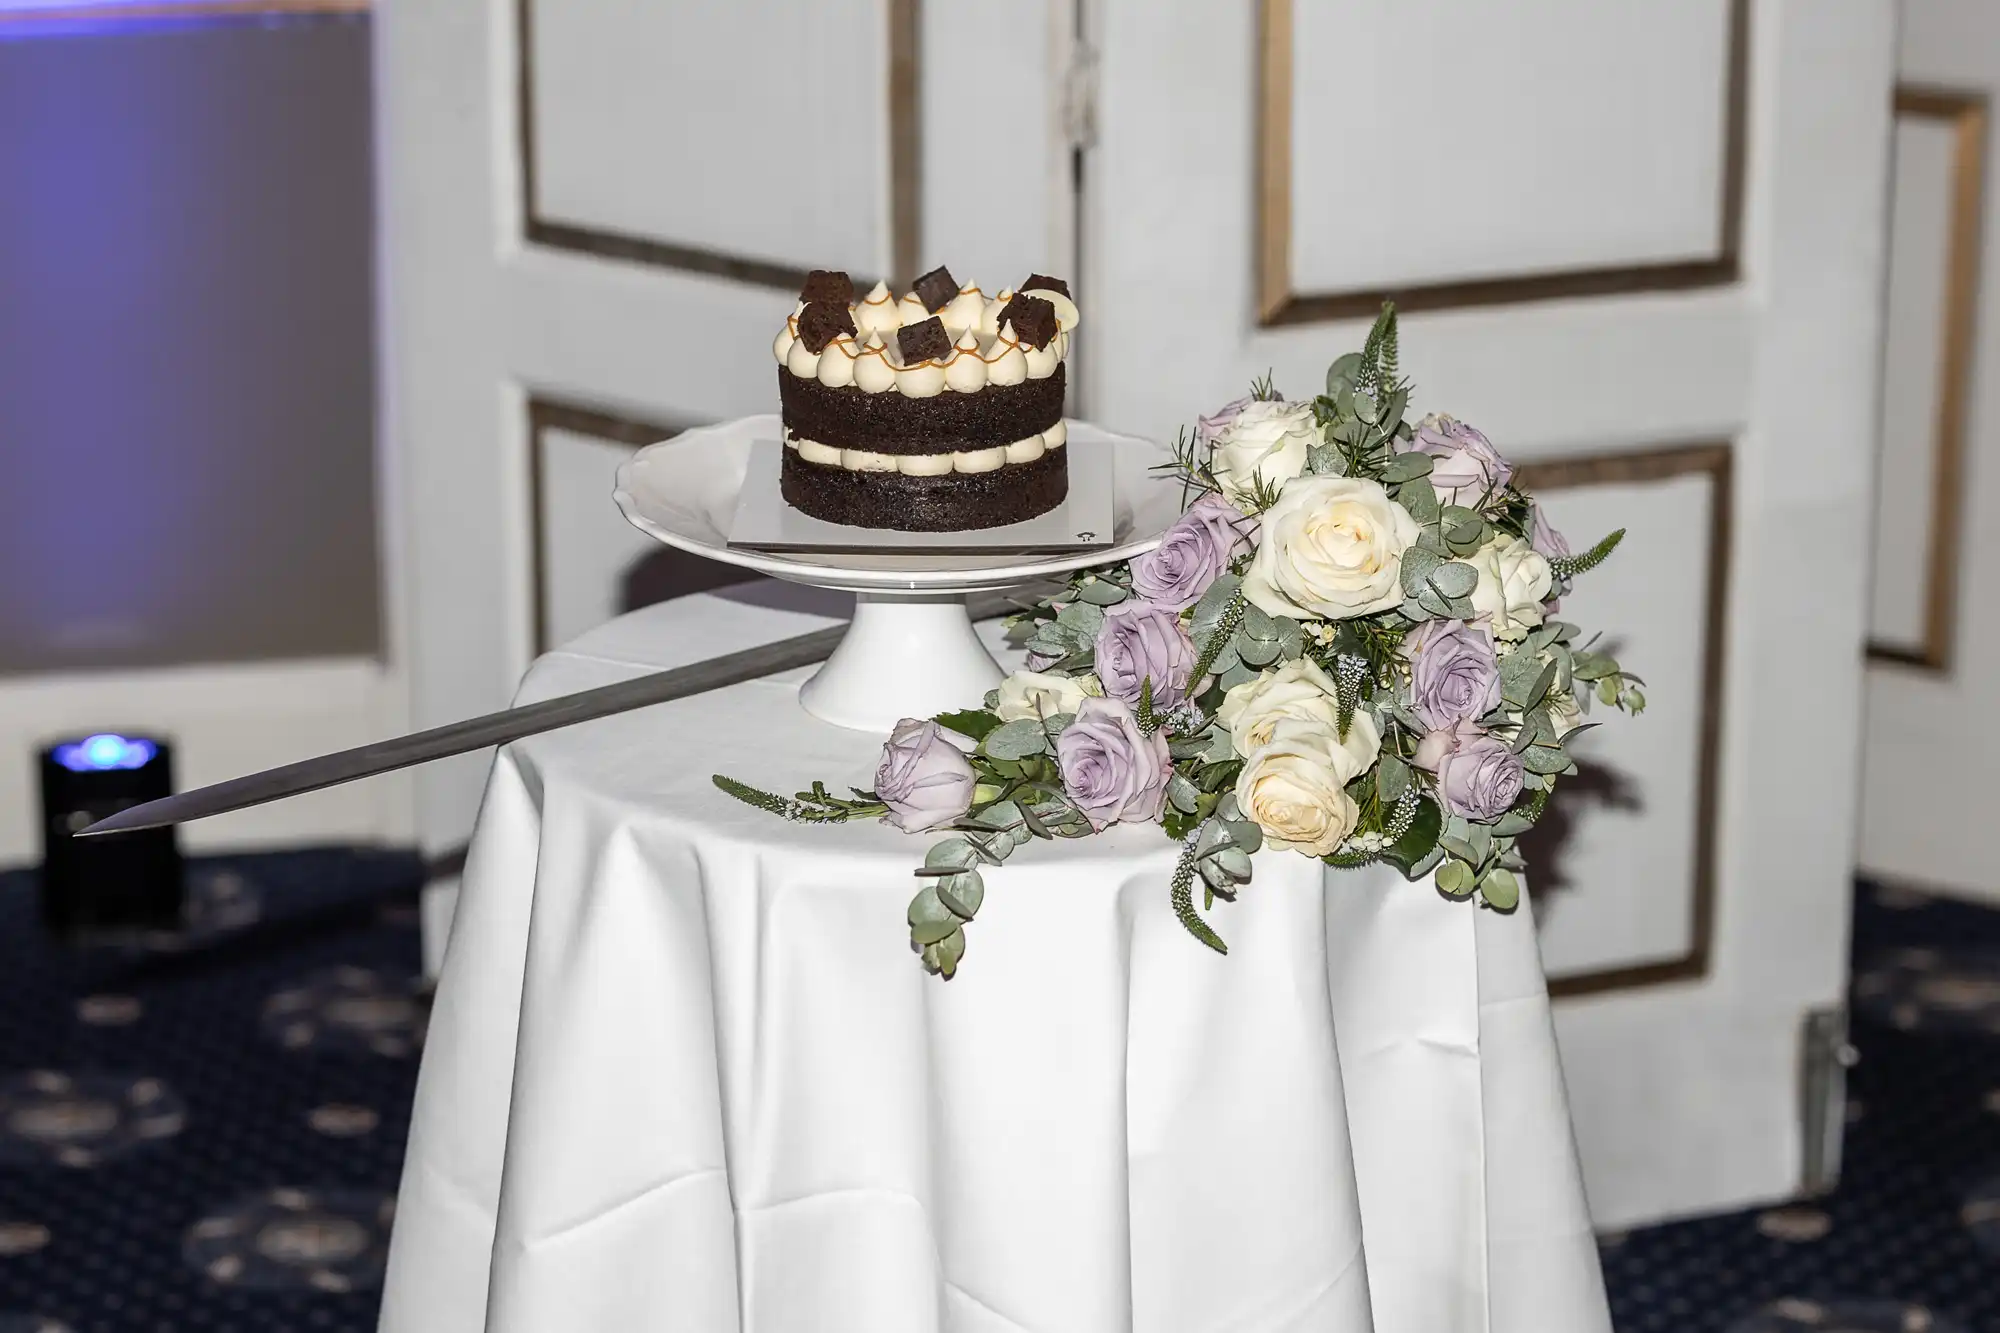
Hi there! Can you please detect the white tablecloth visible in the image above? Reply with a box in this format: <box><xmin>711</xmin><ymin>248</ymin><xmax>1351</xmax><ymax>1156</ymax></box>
<box><xmin>379</xmin><ymin>588</ymin><xmax>1611</xmax><ymax>1333</ymax></box>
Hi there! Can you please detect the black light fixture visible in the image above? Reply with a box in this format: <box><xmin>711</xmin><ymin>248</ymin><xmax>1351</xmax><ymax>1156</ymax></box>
<box><xmin>39</xmin><ymin>733</ymin><xmax>183</xmax><ymax>938</ymax></box>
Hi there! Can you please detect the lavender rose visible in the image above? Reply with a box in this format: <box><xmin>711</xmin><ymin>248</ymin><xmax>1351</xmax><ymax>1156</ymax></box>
<box><xmin>874</xmin><ymin>718</ymin><xmax>976</xmax><ymax>833</ymax></box>
<box><xmin>1410</xmin><ymin>414</ymin><xmax>1511</xmax><ymax>506</ymax></box>
<box><xmin>1196</xmin><ymin>394</ymin><xmax>1258</xmax><ymax>447</ymax></box>
<box><xmin>1129</xmin><ymin>494</ymin><xmax>1255</xmax><ymax>611</ymax></box>
<box><xmin>1094</xmin><ymin>601</ymin><xmax>1197</xmax><ymax>708</ymax></box>
<box><xmin>1414</xmin><ymin>720</ymin><xmax>1525</xmax><ymax>822</ymax></box>
<box><xmin>1056</xmin><ymin>696</ymin><xmax>1173</xmax><ymax>830</ymax></box>
<box><xmin>1406</xmin><ymin>619</ymin><xmax>1502</xmax><ymax>730</ymax></box>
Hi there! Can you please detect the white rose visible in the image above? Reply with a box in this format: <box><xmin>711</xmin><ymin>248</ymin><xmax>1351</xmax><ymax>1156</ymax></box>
<box><xmin>1234</xmin><ymin>720</ymin><xmax>1364</xmax><ymax>857</ymax></box>
<box><xmin>1216</xmin><ymin>660</ymin><xmax>1382</xmax><ymax>777</ymax></box>
<box><xmin>993</xmin><ymin>669</ymin><xmax>1092</xmax><ymax>722</ymax></box>
<box><xmin>1242</xmin><ymin>477</ymin><xmax>1420</xmax><ymax>621</ymax></box>
<box><xmin>1467</xmin><ymin>536</ymin><xmax>1553</xmax><ymax>641</ymax></box>
<box><xmin>1209</xmin><ymin>400</ymin><xmax>1318</xmax><ymax>506</ymax></box>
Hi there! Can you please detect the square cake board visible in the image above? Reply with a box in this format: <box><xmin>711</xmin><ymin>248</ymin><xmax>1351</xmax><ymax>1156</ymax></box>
<box><xmin>727</xmin><ymin>437</ymin><xmax>1115</xmax><ymax>555</ymax></box>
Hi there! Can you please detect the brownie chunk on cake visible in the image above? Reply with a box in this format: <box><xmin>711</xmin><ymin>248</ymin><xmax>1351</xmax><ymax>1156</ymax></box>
<box><xmin>772</xmin><ymin>266</ymin><xmax>1080</xmax><ymax>532</ymax></box>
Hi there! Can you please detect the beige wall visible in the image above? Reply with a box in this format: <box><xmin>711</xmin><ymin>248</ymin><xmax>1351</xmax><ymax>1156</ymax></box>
<box><xmin>0</xmin><ymin>12</ymin><xmax>379</xmax><ymax>674</ymax></box>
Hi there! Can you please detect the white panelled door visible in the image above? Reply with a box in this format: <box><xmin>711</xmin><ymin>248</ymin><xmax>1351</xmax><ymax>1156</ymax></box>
<box><xmin>1088</xmin><ymin>0</ymin><xmax>1895</xmax><ymax>1227</ymax></box>
<box><xmin>374</xmin><ymin>0</ymin><xmax>1075</xmax><ymax>856</ymax></box>
<box><xmin>1861</xmin><ymin>1</ymin><xmax>2000</xmax><ymax>906</ymax></box>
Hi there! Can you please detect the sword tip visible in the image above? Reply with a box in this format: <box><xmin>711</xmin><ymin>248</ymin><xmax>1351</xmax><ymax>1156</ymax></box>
<box><xmin>74</xmin><ymin>808</ymin><xmax>164</xmax><ymax>837</ymax></box>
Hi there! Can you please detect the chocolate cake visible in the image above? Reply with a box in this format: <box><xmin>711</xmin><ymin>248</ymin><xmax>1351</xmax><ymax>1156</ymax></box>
<box><xmin>771</xmin><ymin>266</ymin><xmax>1079</xmax><ymax>532</ymax></box>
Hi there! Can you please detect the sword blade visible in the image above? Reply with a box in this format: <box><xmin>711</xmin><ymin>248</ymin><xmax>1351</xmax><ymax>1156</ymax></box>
<box><xmin>76</xmin><ymin>589</ymin><xmax>1027</xmax><ymax>838</ymax></box>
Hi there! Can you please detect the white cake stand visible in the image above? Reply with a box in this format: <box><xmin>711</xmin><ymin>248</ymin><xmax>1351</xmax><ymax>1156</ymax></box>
<box><xmin>613</xmin><ymin>414</ymin><xmax>1182</xmax><ymax>733</ymax></box>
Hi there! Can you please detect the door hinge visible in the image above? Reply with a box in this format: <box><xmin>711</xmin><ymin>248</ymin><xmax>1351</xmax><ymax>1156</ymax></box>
<box><xmin>1060</xmin><ymin>39</ymin><xmax>1099</xmax><ymax>153</ymax></box>
<box><xmin>1799</xmin><ymin>1006</ymin><xmax>1858</xmax><ymax>1196</ymax></box>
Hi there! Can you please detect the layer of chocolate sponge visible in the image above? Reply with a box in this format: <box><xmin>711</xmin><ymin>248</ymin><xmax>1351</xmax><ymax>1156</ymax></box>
<box><xmin>780</xmin><ymin>447</ymin><xmax>1069</xmax><ymax>532</ymax></box>
<box><xmin>777</xmin><ymin>365</ymin><xmax>1065</xmax><ymax>454</ymax></box>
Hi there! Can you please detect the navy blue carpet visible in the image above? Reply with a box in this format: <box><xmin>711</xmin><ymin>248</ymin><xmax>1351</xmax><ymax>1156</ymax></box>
<box><xmin>0</xmin><ymin>854</ymin><xmax>1994</xmax><ymax>1331</ymax></box>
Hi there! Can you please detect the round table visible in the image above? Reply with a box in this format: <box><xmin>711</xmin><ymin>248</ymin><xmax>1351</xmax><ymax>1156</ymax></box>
<box><xmin>378</xmin><ymin>587</ymin><xmax>1612</xmax><ymax>1333</ymax></box>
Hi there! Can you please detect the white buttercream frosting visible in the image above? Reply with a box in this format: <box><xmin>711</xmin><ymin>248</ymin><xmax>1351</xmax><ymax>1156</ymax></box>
<box><xmin>953</xmin><ymin>446</ymin><xmax>1007</xmax><ymax>473</ymax></box>
<box><xmin>853</xmin><ymin>333</ymin><xmax>897</xmax><ymax>393</ymax></box>
<box><xmin>985</xmin><ymin>324</ymin><xmax>1028</xmax><ymax>386</ymax></box>
<box><xmin>895</xmin><ymin>292</ymin><xmax>930</xmax><ymax>328</ymax></box>
<box><xmin>944</xmin><ymin>331</ymin><xmax>987</xmax><ymax>393</ymax></box>
<box><xmin>1044</xmin><ymin>419</ymin><xmax>1068</xmax><ymax>449</ymax></box>
<box><xmin>894</xmin><ymin>352</ymin><xmax>947</xmax><ymax>398</ymax></box>
<box><xmin>978</xmin><ymin>289</ymin><xmax>1014</xmax><ymax>341</ymax></box>
<box><xmin>772</xmin><ymin>322</ymin><xmax>796</xmax><ymax>363</ymax></box>
<box><xmin>1004</xmin><ymin>434</ymin><xmax>1046</xmax><ymax>464</ymax></box>
<box><xmin>940</xmin><ymin>285</ymin><xmax>986</xmax><ymax>336</ymax></box>
<box><xmin>785</xmin><ymin>337</ymin><xmax>822</xmax><ymax>378</ymax></box>
<box><xmin>815</xmin><ymin>334</ymin><xmax>859</xmax><ymax>388</ymax></box>
<box><xmin>784</xmin><ymin>432</ymin><xmax>1064</xmax><ymax>476</ymax></box>
<box><xmin>1023</xmin><ymin>335</ymin><xmax>1060</xmax><ymax>379</ymax></box>
<box><xmin>898</xmin><ymin>451</ymin><xmax>954</xmax><ymax>476</ymax></box>
<box><xmin>854</xmin><ymin>281</ymin><xmax>899</xmax><ymax>339</ymax></box>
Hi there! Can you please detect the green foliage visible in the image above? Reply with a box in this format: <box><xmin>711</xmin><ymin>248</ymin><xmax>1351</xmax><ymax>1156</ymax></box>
<box><xmin>934</xmin><ymin>710</ymin><xmax>1000</xmax><ymax>742</ymax></box>
<box><xmin>1549</xmin><ymin>528</ymin><xmax>1625</xmax><ymax>581</ymax></box>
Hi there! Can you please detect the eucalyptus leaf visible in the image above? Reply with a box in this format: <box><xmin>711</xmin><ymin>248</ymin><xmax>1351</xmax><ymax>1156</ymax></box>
<box><xmin>936</xmin><ymin>869</ymin><xmax>985</xmax><ymax>918</ymax></box>
<box><xmin>1190</xmin><ymin>576</ymin><xmax>1242</xmax><ymax>641</ymax></box>
<box><xmin>1166</xmin><ymin>773</ymin><xmax>1201</xmax><ymax>815</ymax></box>
<box><xmin>1276</xmin><ymin>618</ymin><xmax>1306</xmax><ymax>660</ymax></box>
<box><xmin>1479</xmin><ymin>868</ymin><xmax>1521</xmax><ymax>912</ymax></box>
<box><xmin>1204</xmin><ymin>844</ymin><xmax>1253</xmax><ymax>883</ymax></box>
<box><xmin>1466</xmin><ymin>823</ymin><xmax>1493</xmax><ymax>868</ymax></box>
<box><xmin>1417</xmin><ymin>586</ymin><xmax>1453</xmax><ymax>619</ymax></box>
<box><xmin>1381</xmin><ymin>450</ymin><xmax>1433</xmax><ymax>484</ymax></box>
<box><xmin>1376</xmin><ymin>751</ymin><xmax>1411</xmax><ymax>803</ymax></box>
<box><xmin>983</xmin><ymin>719</ymin><xmax>1049</xmax><ymax>760</ymax></box>
<box><xmin>1307</xmin><ymin>443</ymin><xmax>1346</xmax><ymax>476</ymax></box>
<box><xmin>921</xmin><ymin>926</ymin><xmax>966</xmax><ymax>977</ymax></box>
<box><xmin>1219</xmin><ymin>661</ymin><xmax>1261</xmax><ymax>691</ymax></box>
<box><xmin>1436</xmin><ymin>859</ymin><xmax>1476</xmax><ymax>897</ymax></box>
<box><xmin>1224</xmin><ymin>818</ymin><xmax>1264</xmax><ymax>854</ymax></box>
<box><xmin>924</xmin><ymin>839</ymin><xmax>980</xmax><ymax>872</ymax></box>
<box><xmin>1524</xmin><ymin>660</ymin><xmax>1558</xmax><ymax>712</ymax></box>
<box><xmin>1380</xmin><ymin>388</ymin><xmax>1408</xmax><ymax>433</ymax></box>
<box><xmin>1400</xmin><ymin>545</ymin><xmax>1445</xmax><ymax>595</ymax></box>
<box><xmin>1075</xmin><ymin>578</ymin><xmax>1130</xmax><ymax>607</ymax></box>
<box><xmin>1054</xmin><ymin>600</ymin><xmax>1106</xmax><ymax>643</ymax></box>
<box><xmin>1439</xmin><ymin>835</ymin><xmax>1479</xmax><ymax>864</ymax></box>
<box><xmin>1204</xmin><ymin>723</ymin><xmax>1238</xmax><ymax>763</ymax></box>
<box><xmin>1521</xmin><ymin>744</ymin><xmax>1571</xmax><ymax>776</ymax></box>
<box><xmin>1441</xmin><ymin>595</ymin><xmax>1477</xmax><ymax>620</ymax></box>
<box><xmin>907</xmin><ymin>886</ymin><xmax>960</xmax><ymax>945</ymax></box>
<box><xmin>1426</xmin><ymin>561</ymin><xmax>1478</xmax><ymax>600</ymax></box>
<box><xmin>1398</xmin><ymin>596</ymin><xmax>1433</xmax><ymax>623</ymax></box>
<box><xmin>1353</xmin><ymin>390</ymin><xmax>1379</xmax><ymax>424</ymax></box>
<box><xmin>1238</xmin><ymin>634</ymin><xmax>1281</xmax><ymax>667</ymax></box>
<box><xmin>1399</xmin><ymin>479</ymin><xmax>1441</xmax><ymax>524</ymax></box>
<box><xmin>1240</xmin><ymin>602</ymin><xmax>1278</xmax><ymax>642</ymax></box>
<box><xmin>1326</xmin><ymin>351</ymin><xmax>1363</xmax><ymax>393</ymax></box>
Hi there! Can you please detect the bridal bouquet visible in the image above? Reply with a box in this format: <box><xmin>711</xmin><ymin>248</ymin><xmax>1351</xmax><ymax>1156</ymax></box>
<box><xmin>717</xmin><ymin>306</ymin><xmax>1641</xmax><ymax>977</ymax></box>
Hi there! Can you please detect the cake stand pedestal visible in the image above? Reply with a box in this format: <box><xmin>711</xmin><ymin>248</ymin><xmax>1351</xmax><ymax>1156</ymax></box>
<box><xmin>794</xmin><ymin>593</ymin><xmax>1003</xmax><ymax>733</ymax></box>
<box><xmin>612</xmin><ymin>414</ymin><xmax>1182</xmax><ymax>735</ymax></box>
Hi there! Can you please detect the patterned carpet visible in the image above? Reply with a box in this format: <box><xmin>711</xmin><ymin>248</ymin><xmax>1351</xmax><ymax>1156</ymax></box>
<box><xmin>0</xmin><ymin>852</ymin><xmax>1993</xmax><ymax>1331</ymax></box>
